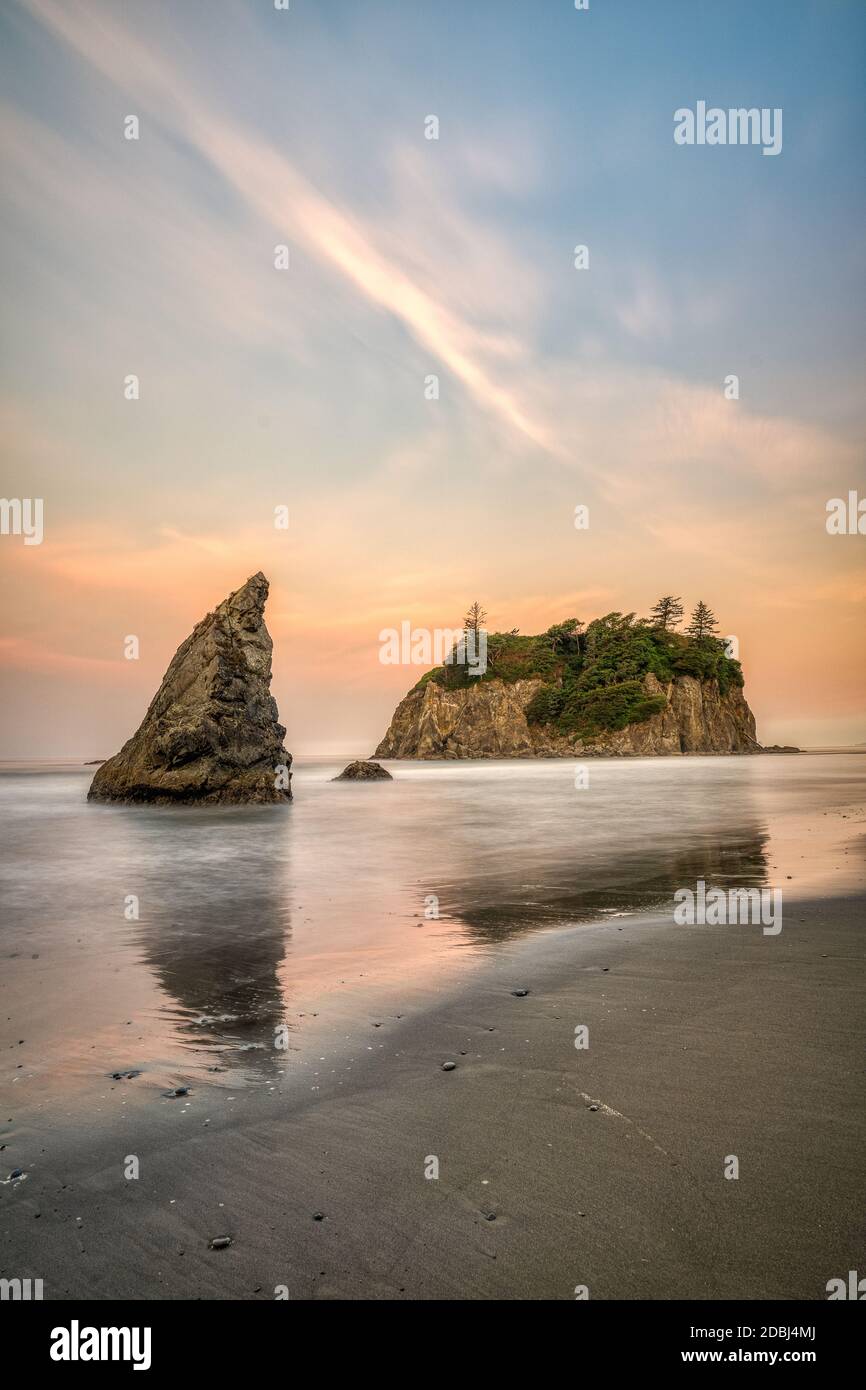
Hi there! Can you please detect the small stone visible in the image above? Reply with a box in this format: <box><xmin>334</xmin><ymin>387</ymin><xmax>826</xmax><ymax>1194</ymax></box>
<box><xmin>441</xmin><ymin>1061</ymin><xmax>456</xmax><ymax>1071</ymax></box>
<box><xmin>588</xmin><ymin>1104</ymin><xmax>599</xmax><ymax>1112</ymax></box>
<box><xmin>209</xmin><ymin>1236</ymin><xmax>232</xmax><ymax>1250</ymax></box>
<box><xmin>312</xmin><ymin>1212</ymin><xmax>325</xmax><ymax>1221</ymax></box>
<box><xmin>332</xmin><ymin>760</ymin><xmax>392</xmax><ymax>782</ymax></box>
<box><xmin>511</xmin><ymin>989</ymin><xmax>529</xmax><ymax>997</ymax></box>
<box><xmin>10</xmin><ymin>1168</ymin><xmax>24</xmax><ymax>1179</ymax></box>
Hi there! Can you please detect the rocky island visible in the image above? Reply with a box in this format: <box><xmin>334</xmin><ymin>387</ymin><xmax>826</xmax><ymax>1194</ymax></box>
<box><xmin>375</xmin><ymin>605</ymin><xmax>761</xmax><ymax>759</ymax></box>
<box><xmin>88</xmin><ymin>572</ymin><xmax>292</xmax><ymax>804</ymax></box>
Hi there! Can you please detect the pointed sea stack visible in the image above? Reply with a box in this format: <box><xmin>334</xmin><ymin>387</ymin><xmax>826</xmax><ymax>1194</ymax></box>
<box><xmin>88</xmin><ymin>572</ymin><xmax>292</xmax><ymax>805</ymax></box>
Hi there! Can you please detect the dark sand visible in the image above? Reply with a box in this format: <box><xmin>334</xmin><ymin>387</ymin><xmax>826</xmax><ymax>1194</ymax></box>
<box><xmin>2</xmin><ymin>895</ymin><xmax>864</xmax><ymax>1300</ymax></box>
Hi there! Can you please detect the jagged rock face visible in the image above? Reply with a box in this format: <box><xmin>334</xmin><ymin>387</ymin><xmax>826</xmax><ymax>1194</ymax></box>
<box><xmin>374</xmin><ymin>673</ymin><xmax>759</xmax><ymax>759</ymax></box>
<box><xmin>88</xmin><ymin>573</ymin><xmax>292</xmax><ymax>804</ymax></box>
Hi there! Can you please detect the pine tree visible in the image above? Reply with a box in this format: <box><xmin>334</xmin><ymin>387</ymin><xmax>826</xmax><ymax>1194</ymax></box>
<box><xmin>649</xmin><ymin>596</ymin><xmax>684</xmax><ymax>630</ymax></box>
<box><xmin>686</xmin><ymin>600</ymin><xmax>719</xmax><ymax>643</ymax></box>
<box><xmin>463</xmin><ymin>601</ymin><xmax>487</xmax><ymax>637</ymax></box>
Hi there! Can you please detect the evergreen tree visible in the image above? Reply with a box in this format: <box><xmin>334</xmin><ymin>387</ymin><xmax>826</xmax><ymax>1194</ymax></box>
<box><xmin>463</xmin><ymin>601</ymin><xmax>487</xmax><ymax>637</ymax></box>
<box><xmin>649</xmin><ymin>596</ymin><xmax>684</xmax><ymax>630</ymax></box>
<box><xmin>686</xmin><ymin>600</ymin><xmax>719</xmax><ymax>643</ymax></box>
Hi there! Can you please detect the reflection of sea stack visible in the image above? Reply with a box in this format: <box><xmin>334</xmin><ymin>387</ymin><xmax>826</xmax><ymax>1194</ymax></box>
<box><xmin>132</xmin><ymin>811</ymin><xmax>292</xmax><ymax>1070</ymax></box>
<box><xmin>88</xmin><ymin>573</ymin><xmax>291</xmax><ymax>805</ymax></box>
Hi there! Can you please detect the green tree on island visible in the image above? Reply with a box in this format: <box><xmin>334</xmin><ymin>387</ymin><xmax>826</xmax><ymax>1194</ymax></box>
<box><xmin>649</xmin><ymin>595</ymin><xmax>684</xmax><ymax>630</ymax></box>
<box><xmin>686</xmin><ymin>600</ymin><xmax>719</xmax><ymax>643</ymax></box>
<box><xmin>463</xmin><ymin>601</ymin><xmax>487</xmax><ymax>639</ymax></box>
<box><xmin>544</xmin><ymin>618</ymin><xmax>583</xmax><ymax>654</ymax></box>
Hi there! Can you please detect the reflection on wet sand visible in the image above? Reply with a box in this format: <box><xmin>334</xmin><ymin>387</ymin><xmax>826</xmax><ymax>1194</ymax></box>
<box><xmin>427</xmin><ymin>826</ymin><xmax>771</xmax><ymax>943</ymax></box>
<box><xmin>129</xmin><ymin>810</ymin><xmax>292</xmax><ymax>1075</ymax></box>
<box><xmin>130</xmin><ymin>793</ymin><xmax>772</xmax><ymax>1062</ymax></box>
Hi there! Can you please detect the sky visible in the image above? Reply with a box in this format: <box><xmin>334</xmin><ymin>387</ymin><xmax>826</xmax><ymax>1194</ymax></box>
<box><xmin>1</xmin><ymin>0</ymin><xmax>864</xmax><ymax>756</ymax></box>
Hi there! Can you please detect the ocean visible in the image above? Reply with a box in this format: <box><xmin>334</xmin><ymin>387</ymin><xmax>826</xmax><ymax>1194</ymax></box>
<box><xmin>0</xmin><ymin>753</ymin><xmax>863</xmax><ymax>1116</ymax></box>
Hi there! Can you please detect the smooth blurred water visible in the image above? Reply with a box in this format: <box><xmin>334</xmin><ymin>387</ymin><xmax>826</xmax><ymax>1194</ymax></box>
<box><xmin>0</xmin><ymin>754</ymin><xmax>863</xmax><ymax>1112</ymax></box>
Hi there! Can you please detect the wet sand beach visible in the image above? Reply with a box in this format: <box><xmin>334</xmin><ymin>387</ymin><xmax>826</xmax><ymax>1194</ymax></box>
<box><xmin>2</xmin><ymin>891</ymin><xmax>864</xmax><ymax>1301</ymax></box>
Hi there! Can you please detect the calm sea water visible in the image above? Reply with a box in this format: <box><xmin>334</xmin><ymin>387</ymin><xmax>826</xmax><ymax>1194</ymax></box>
<box><xmin>1</xmin><ymin>755</ymin><xmax>863</xmax><ymax>1113</ymax></box>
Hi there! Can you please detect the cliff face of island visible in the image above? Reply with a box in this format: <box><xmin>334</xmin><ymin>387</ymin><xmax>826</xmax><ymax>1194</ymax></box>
<box><xmin>88</xmin><ymin>572</ymin><xmax>292</xmax><ymax>804</ymax></box>
<box><xmin>375</xmin><ymin>613</ymin><xmax>760</xmax><ymax>759</ymax></box>
<box><xmin>376</xmin><ymin>672</ymin><xmax>757</xmax><ymax>758</ymax></box>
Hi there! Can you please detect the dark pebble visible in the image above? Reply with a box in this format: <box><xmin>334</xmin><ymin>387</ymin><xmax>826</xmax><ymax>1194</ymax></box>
<box><xmin>313</xmin><ymin>1212</ymin><xmax>325</xmax><ymax>1221</ymax></box>
<box><xmin>510</xmin><ymin>989</ymin><xmax>529</xmax><ymax>997</ymax></box>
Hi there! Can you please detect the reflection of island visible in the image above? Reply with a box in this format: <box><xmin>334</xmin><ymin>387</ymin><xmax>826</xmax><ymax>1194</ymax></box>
<box><xmin>426</xmin><ymin>825</ymin><xmax>771</xmax><ymax>945</ymax></box>
<box><xmin>128</xmin><ymin>809</ymin><xmax>293</xmax><ymax>1075</ymax></box>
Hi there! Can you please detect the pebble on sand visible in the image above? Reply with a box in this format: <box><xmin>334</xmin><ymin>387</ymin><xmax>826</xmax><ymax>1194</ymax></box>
<box><xmin>511</xmin><ymin>989</ymin><xmax>530</xmax><ymax>997</ymax></box>
<box><xmin>209</xmin><ymin>1236</ymin><xmax>232</xmax><ymax>1250</ymax></box>
<box><xmin>441</xmin><ymin>1061</ymin><xmax>457</xmax><ymax>1071</ymax></box>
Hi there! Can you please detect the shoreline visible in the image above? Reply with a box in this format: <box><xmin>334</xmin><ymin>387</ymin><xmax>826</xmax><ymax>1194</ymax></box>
<box><xmin>3</xmin><ymin>891</ymin><xmax>864</xmax><ymax>1300</ymax></box>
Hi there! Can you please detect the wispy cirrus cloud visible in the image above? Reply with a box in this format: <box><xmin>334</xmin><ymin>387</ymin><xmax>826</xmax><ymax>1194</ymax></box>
<box><xmin>15</xmin><ymin>0</ymin><xmax>558</xmax><ymax>456</ymax></box>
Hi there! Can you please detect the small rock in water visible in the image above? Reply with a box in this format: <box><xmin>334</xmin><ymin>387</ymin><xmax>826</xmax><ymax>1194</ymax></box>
<box><xmin>441</xmin><ymin>1061</ymin><xmax>457</xmax><ymax>1071</ymax></box>
<box><xmin>10</xmin><ymin>1168</ymin><xmax>24</xmax><ymax>1179</ymax></box>
<box><xmin>333</xmin><ymin>760</ymin><xmax>393</xmax><ymax>782</ymax></box>
<box><xmin>511</xmin><ymin>989</ymin><xmax>530</xmax><ymax>998</ymax></box>
<box><xmin>588</xmin><ymin>1104</ymin><xmax>599</xmax><ymax>1112</ymax></box>
<box><xmin>209</xmin><ymin>1236</ymin><xmax>232</xmax><ymax>1250</ymax></box>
